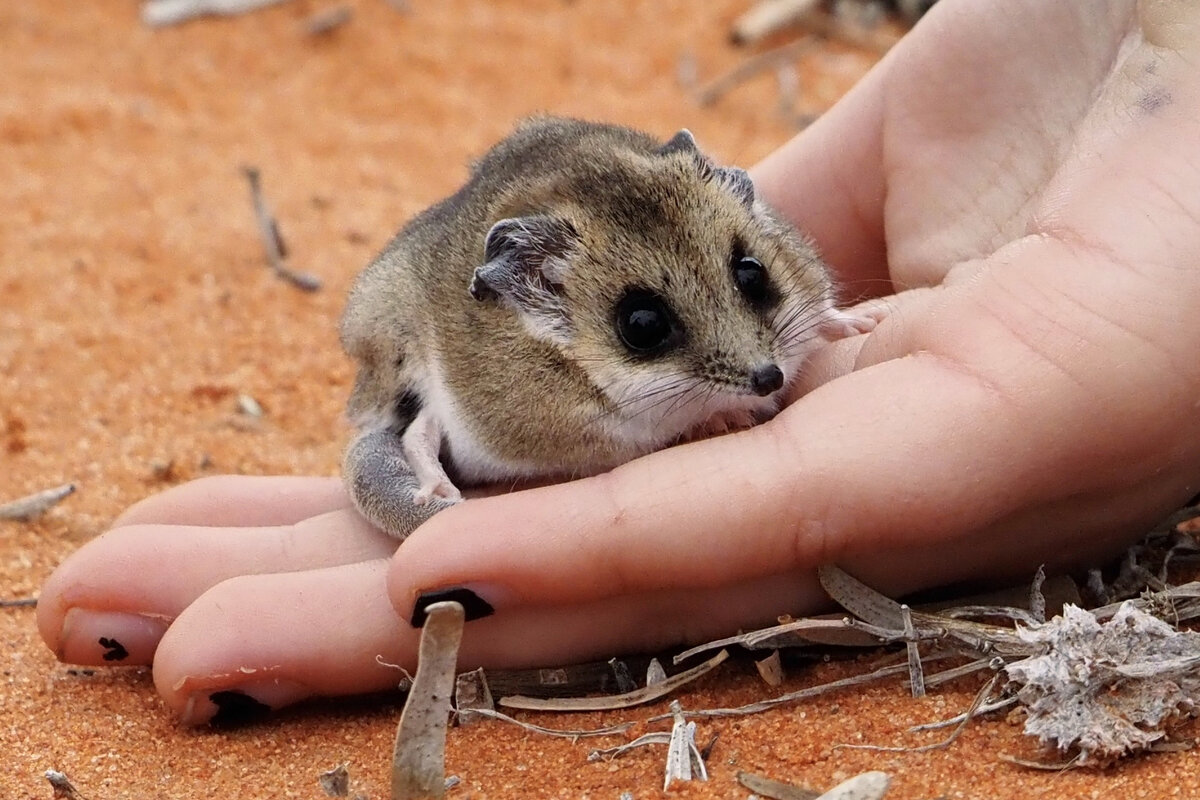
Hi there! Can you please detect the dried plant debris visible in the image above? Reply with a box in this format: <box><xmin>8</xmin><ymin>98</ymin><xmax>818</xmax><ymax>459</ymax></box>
<box><xmin>738</xmin><ymin>770</ymin><xmax>891</xmax><ymax>800</ymax></box>
<box><xmin>649</xmin><ymin>661</ymin><xmax>914</xmax><ymax>723</ymax></box>
<box><xmin>241</xmin><ymin>165</ymin><xmax>323</xmax><ymax>292</ymax></box>
<box><xmin>499</xmin><ymin>649</ymin><xmax>728</xmax><ymax>712</ymax></box>
<box><xmin>755</xmin><ymin>649</ymin><xmax>785</xmax><ymax>687</ymax></box>
<box><xmin>318</xmin><ymin>764</ymin><xmax>350</xmax><ymax>797</ymax></box>
<box><xmin>0</xmin><ymin>482</ymin><xmax>76</xmax><ymax>521</ymax></box>
<box><xmin>663</xmin><ymin>701</ymin><xmax>707</xmax><ymax>789</ymax></box>
<box><xmin>45</xmin><ymin>771</ymin><xmax>89</xmax><ymax>800</ymax></box>
<box><xmin>236</xmin><ymin>393</ymin><xmax>264</xmax><ymax>418</ymax></box>
<box><xmin>392</xmin><ymin>601</ymin><xmax>464</xmax><ymax>800</ymax></box>
<box><xmin>142</xmin><ymin>0</ymin><xmax>291</xmax><ymax>27</ymax></box>
<box><xmin>1005</xmin><ymin>601</ymin><xmax>1200</xmax><ymax>766</ymax></box>
<box><xmin>1</xmin><ymin>596</ymin><xmax>38</xmax><ymax>608</ymax></box>
<box><xmin>645</xmin><ymin>657</ymin><xmax>667</xmax><ymax>687</ymax></box>
<box><xmin>589</xmin><ymin>731</ymin><xmax>675</xmax><ymax>762</ymax></box>
<box><xmin>838</xmin><ymin>675</ymin><xmax>1000</xmax><ymax>755</ymax></box>
<box><xmin>305</xmin><ymin>5</ymin><xmax>353</xmax><ymax>35</ymax></box>
<box><xmin>453</xmin><ymin>668</ymin><xmax>495</xmax><ymax>727</ymax></box>
<box><xmin>737</xmin><ymin>770</ymin><xmax>821</xmax><ymax>800</ymax></box>
<box><xmin>815</xmin><ymin>771</ymin><xmax>891</xmax><ymax>800</ymax></box>
<box><xmin>461</xmin><ymin>707</ymin><xmax>631</xmax><ymax>741</ymax></box>
<box><xmin>900</xmin><ymin>604</ymin><xmax>925</xmax><ymax>698</ymax></box>
<box><xmin>731</xmin><ymin>0</ymin><xmax>822</xmax><ymax>44</ymax></box>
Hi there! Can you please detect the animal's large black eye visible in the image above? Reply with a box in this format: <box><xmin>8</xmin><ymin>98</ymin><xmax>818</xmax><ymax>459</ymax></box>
<box><xmin>733</xmin><ymin>255</ymin><xmax>771</xmax><ymax>308</ymax></box>
<box><xmin>615</xmin><ymin>289</ymin><xmax>677</xmax><ymax>355</ymax></box>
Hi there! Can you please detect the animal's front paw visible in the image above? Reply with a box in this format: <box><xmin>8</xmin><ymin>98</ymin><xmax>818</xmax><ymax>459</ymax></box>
<box><xmin>822</xmin><ymin>303</ymin><xmax>888</xmax><ymax>340</ymax></box>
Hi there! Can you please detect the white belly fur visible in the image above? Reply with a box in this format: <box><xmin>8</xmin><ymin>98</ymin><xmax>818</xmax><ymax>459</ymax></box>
<box><xmin>419</xmin><ymin>354</ymin><xmax>538</xmax><ymax>485</ymax></box>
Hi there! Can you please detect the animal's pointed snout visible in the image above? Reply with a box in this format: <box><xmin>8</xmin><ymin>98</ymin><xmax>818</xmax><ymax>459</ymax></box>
<box><xmin>749</xmin><ymin>363</ymin><xmax>784</xmax><ymax>396</ymax></box>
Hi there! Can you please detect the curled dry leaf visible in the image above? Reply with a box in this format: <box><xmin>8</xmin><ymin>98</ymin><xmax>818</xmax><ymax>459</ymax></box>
<box><xmin>392</xmin><ymin>601</ymin><xmax>464</xmax><ymax>800</ymax></box>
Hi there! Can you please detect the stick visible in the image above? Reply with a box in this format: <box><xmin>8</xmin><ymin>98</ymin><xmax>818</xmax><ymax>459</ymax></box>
<box><xmin>696</xmin><ymin>39</ymin><xmax>815</xmax><ymax>107</ymax></box>
<box><xmin>499</xmin><ymin>649</ymin><xmax>728</xmax><ymax>712</ymax></box>
<box><xmin>241</xmin><ymin>166</ymin><xmax>323</xmax><ymax>292</ymax></box>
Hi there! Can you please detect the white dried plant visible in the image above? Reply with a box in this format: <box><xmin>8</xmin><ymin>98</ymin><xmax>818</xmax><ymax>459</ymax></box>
<box><xmin>1005</xmin><ymin>601</ymin><xmax>1200</xmax><ymax>765</ymax></box>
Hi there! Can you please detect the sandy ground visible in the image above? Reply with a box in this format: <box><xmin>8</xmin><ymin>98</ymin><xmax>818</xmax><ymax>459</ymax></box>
<box><xmin>3</xmin><ymin>1</ymin><xmax>1198</xmax><ymax>798</ymax></box>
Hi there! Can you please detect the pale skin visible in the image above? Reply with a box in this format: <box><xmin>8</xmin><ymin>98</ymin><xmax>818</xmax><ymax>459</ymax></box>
<box><xmin>37</xmin><ymin>0</ymin><xmax>1200</xmax><ymax>724</ymax></box>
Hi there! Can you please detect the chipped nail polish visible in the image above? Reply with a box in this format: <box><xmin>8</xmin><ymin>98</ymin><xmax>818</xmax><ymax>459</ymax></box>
<box><xmin>411</xmin><ymin>586</ymin><xmax>495</xmax><ymax>628</ymax></box>
<box><xmin>58</xmin><ymin>608</ymin><xmax>169</xmax><ymax>666</ymax></box>
<box><xmin>180</xmin><ymin>679</ymin><xmax>313</xmax><ymax>726</ymax></box>
<box><xmin>97</xmin><ymin>636</ymin><xmax>129</xmax><ymax>662</ymax></box>
<box><xmin>208</xmin><ymin>690</ymin><xmax>271</xmax><ymax>727</ymax></box>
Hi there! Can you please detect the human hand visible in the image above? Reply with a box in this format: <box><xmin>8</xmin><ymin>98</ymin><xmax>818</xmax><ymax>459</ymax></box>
<box><xmin>38</xmin><ymin>0</ymin><xmax>1200</xmax><ymax>723</ymax></box>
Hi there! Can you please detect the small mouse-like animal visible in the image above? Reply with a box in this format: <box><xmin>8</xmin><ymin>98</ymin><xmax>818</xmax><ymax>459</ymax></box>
<box><xmin>340</xmin><ymin>117</ymin><xmax>873</xmax><ymax>539</ymax></box>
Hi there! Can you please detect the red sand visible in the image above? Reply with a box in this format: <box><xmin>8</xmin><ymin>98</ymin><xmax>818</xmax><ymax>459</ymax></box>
<box><xmin>2</xmin><ymin>2</ymin><xmax>1196</xmax><ymax>797</ymax></box>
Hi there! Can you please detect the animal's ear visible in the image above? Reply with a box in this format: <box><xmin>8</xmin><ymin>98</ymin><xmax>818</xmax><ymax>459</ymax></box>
<box><xmin>657</xmin><ymin>128</ymin><xmax>699</xmax><ymax>157</ymax></box>
<box><xmin>470</xmin><ymin>215</ymin><xmax>580</xmax><ymax>345</ymax></box>
<box><xmin>657</xmin><ymin>129</ymin><xmax>755</xmax><ymax>209</ymax></box>
<box><xmin>712</xmin><ymin>166</ymin><xmax>755</xmax><ymax>208</ymax></box>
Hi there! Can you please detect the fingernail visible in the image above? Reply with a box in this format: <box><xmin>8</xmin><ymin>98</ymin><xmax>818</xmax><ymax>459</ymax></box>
<box><xmin>180</xmin><ymin>679</ymin><xmax>312</xmax><ymax>726</ymax></box>
<box><xmin>411</xmin><ymin>586</ymin><xmax>495</xmax><ymax>628</ymax></box>
<box><xmin>58</xmin><ymin>608</ymin><xmax>169</xmax><ymax>665</ymax></box>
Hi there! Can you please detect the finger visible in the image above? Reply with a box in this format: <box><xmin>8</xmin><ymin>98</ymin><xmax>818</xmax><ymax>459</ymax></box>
<box><xmin>113</xmin><ymin>475</ymin><xmax>351</xmax><ymax>528</ymax></box>
<box><xmin>150</xmin><ymin>558</ymin><xmax>828</xmax><ymax>724</ymax></box>
<box><xmin>37</xmin><ymin>506</ymin><xmax>394</xmax><ymax>666</ymax></box>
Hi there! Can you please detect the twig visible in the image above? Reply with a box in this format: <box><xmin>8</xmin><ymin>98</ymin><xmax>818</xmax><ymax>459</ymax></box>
<box><xmin>696</xmin><ymin>38</ymin><xmax>815</xmax><ymax>106</ymax></box>
<box><xmin>0</xmin><ymin>483</ymin><xmax>76</xmax><ymax>521</ymax></box>
<box><xmin>499</xmin><ymin>649</ymin><xmax>728</xmax><ymax>712</ymax></box>
<box><xmin>908</xmin><ymin>697</ymin><xmax>1018</xmax><ymax>732</ymax></box>
<box><xmin>588</xmin><ymin>732</ymin><xmax>673</xmax><ymax>761</ymax></box>
<box><xmin>142</xmin><ymin>0</ymin><xmax>292</xmax><ymax>27</ymax></box>
<box><xmin>647</xmin><ymin>661</ymin><xmax>912</xmax><ymax>722</ymax></box>
<box><xmin>0</xmin><ymin>597</ymin><xmax>37</xmax><ymax>608</ymax></box>
<box><xmin>241</xmin><ymin>166</ymin><xmax>323</xmax><ymax>292</ymax></box>
<box><xmin>835</xmin><ymin>674</ymin><xmax>1000</xmax><ymax>754</ymax></box>
<box><xmin>901</xmin><ymin>604</ymin><xmax>925</xmax><ymax>698</ymax></box>
<box><xmin>458</xmin><ymin>707</ymin><xmax>632</xmax><ymax>741</ymax></box>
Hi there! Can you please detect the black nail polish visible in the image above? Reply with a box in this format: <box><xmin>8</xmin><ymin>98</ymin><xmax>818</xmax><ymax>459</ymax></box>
<box><xmin>411</xmin><ymin>587</ymin><xmax>494</xmax><ymax>628</ymax></box>
<box><xmin>98</xmin><ymin>637</ymin><xmax>129</xmax><ymax>662</ymax></box>
<box><xmin>209</xmin><ymin>690</ymin><xmax>271</xmax><ymax>728</ymax></box>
